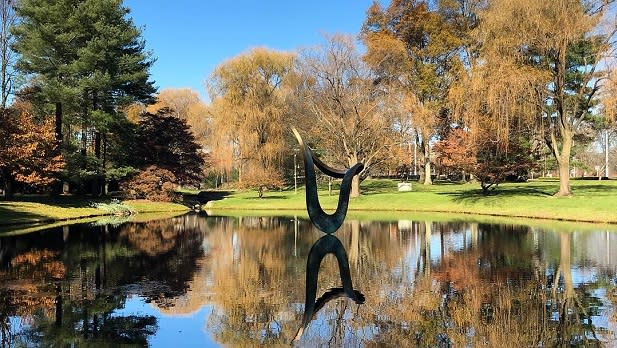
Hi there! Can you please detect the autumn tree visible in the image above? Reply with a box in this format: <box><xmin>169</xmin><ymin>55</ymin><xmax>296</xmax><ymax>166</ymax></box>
<box><xmin>207</xmin><ymin>48</ymin><xmax>293</xmax><ymax>197</ymax></box>
<box><xmin>294</xmin><ymin>34</ymin><xmax>397</xmax><ymax>197</ymax></box>
<box><xmin>433</xmin><ymin>127</ymin><xmax>476</xmax><ymax>181</ymax></box>
<box><xmin>146</xmin><ymin>88</ymin><xmax>209</xmax><ymax>146</ymax></box>
<box><xmin>120</xmin><ymin>165</ymin><xmax>179</xmax><ymax>202</ymax></box>
<box><xmin>466</xmin><ymin>0</ymin><xmax>616</xmax><ymax>196</ymax></box>
<box><xmin>473</xmin><ymin>131</ymin><xmax>540</xmax><ymax>194</ymax></box>
<box><xmin>361</xmin><ymin>0</ymin><xmax>469</xmax><ymax>185</ymax></box>
<box><xmin>0</xmin><ymin>102</ymin><xmax>64</xmax><ymax>197</ymax></box>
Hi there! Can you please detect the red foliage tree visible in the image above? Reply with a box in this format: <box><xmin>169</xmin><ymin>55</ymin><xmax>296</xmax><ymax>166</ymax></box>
<box><xmin>434</xmin><ymin>127</ymin><xmax>477</xmax><ymax>181</ymax></box>
<box><xmin>435</xmin><ymin>126</ymin><xmax>539</xmax><ymax>194</ymax></box>
<box><xmin>120</xmin><ymin>165</ymin><xmax>180</xmax><ymax>202</ymax></box>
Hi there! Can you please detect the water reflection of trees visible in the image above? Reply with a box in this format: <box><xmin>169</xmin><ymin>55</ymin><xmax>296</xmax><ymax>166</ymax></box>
<box><xmin>204</xmin><ymin>216</ymin><xmax>311</xmax><ymax>345</ymax></box>
<box><xmin>0</xmin><ymin>214</ymin><xmax>206</xmax><ymax>346</ymax></box>
<box><xmin>316</xmin><ymin>220</ymin><xmax>616</xmax><ymax>346</ymax></box>
<box><xmin>2</xmin><ymin>215</ymin><xmax>616</xmax><ymax>346</ymax></box>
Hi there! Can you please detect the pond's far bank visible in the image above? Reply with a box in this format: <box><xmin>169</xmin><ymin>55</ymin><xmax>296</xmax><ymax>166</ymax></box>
<box><xmin>3</xmin><ymin>179</ymin><xmax>615</xmax><ymax>231</ymax></box>
<box><xmin>204</xmin><ymin>179</ymin><xmax>617</xmax><ymax>225</ymax></box>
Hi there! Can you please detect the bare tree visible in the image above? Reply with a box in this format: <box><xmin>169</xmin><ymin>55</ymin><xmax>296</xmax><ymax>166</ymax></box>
<box><xmin>294</xmin><ymin>34</ymin><xmax>398</xmax><ymax>197</ymax></box>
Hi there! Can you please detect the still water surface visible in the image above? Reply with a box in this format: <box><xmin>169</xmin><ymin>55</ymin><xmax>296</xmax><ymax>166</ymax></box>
<box><xmin>1</xmin><ymin>214</ymin><xmax>617</xmax><ymax>347</ymax></box>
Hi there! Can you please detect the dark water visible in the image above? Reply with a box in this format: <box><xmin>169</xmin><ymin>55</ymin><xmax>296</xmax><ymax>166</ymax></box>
<box><xmin>1</xmin><ymin>214</ymin><xmax>617</xmax><ymax>347</ymax></box>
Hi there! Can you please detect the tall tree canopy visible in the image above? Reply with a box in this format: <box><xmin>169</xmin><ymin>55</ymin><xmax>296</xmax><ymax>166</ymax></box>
<box><xmin>361</xmin><ymin>0</ymin><xmax>469</xmax><ymax>185</ymax></box>
<box><xmin>294</xmin><ymin>34</ymin><xmax>399</xmax><ymax>197</ymax></box>
<box><xmin>208</xmin><ymin>47</ymin><xmax>294</xmax><ymax>197</ymax></box>
<box><xmin>451</xmin><ymin>0</ymin><xmax>615</xmax><ymax>196</ymax></box>
<box><xmin>11</xmin><ymin>0</ymin><xmax>156</xmax><ymax>194</ymax></box>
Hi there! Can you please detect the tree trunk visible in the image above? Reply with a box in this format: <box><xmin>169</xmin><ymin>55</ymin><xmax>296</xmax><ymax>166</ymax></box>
<box><xmin>554</xmin><ymin>132</ymin><xmax>573</xmax><ymax>196</ymax></box>
<box><xmin>556</xmin><ymin>159</ymin><xmax>572</xmax><ymax>196</ymax></box>
<box><xmin>349</xmin><ymin>154</ymin><xmax>361</xmax><ymax>197</ymax></box>
<box><xmin>422</xmin><ymin>140</ymin><xmax>432</xmax><ymax>185</ymax></box>
<box><xmin>92</xmin><ymin>131</ymin><xmax>102</xmax><ymax>196</ymax></box>
<box><xmin>351</xmin><ymin>175</ymin><xmax>360</xmax><ymax>198</ymax></box>
<box><xmin>94</xmin><ymin>131</ymin><xmax>101</xmax><ymax>158</ymax></box>
<box><xmin>3</xmin><ymin>175</ymin><xmax>13</xmax><ymax>199</ymax></box>
<box><xmin>552</xmin><ymin>38</ymin><xmax>573</xmax><ymax>197</ymax></box>
<box><xmin>423</xmin><ymin>160</ymin><xmax>432</xmax><ymax>185</ymax></box>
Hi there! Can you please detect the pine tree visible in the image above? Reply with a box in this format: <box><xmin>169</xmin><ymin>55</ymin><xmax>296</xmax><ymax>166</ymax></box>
<box><xmin>12</xmin><ymin>0</ymin><xmax>156</xmax><ymax>195</ymax></box>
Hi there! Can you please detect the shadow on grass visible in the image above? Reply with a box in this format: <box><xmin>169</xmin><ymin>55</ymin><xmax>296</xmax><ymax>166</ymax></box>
<box><xmin>572</xmin><ymin>184</ymin><xmax>617</xmax><ymax>195</ymax></box>
<box><xmin>0</xmin><ymin>204</ymin><xmax>52</xmax><ymax>225</ymax></box>
<box><xmin>194</xmin><ymin>191</ymin><xmax>233</xmax><ymax>204</ymax></box>
<box><xmin>241</xmin><ymin>195</ymin><xmax>289</xmax><ymax>200</ymax></box>
<box><xmin>4</xmin><ymin>194</ymin><xmax>99</xmax><ymax>208</ymax></box>
<box><xmin>361</xmin><ymin>180</ymin><xmax>398</xmax><ymax>195</ymax></box>
<box><xmin>445</xmin><ymin>184</ymin><xmax>555</xmax><ymax>204</ymax></box>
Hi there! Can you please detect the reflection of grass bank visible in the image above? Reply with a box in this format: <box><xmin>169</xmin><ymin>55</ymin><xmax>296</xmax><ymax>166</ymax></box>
<box><xmin>207</xmin><ymin>209</ymin><xmax>617</xmax><ymax>233</ymax></box>
<box><xmin>0</xmin><ymin>197</ymin><xmax>189</xmax><ymax>228</ymax></box>
<box><xmin>206</xmin><ymin>179</ymin><xmax>617</xmax><ymax>225</ymax></box>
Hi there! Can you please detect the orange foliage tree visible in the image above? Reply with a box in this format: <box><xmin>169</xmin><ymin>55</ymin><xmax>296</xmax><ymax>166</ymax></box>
<box><xmin>120</xmin><ymin>165</ymin><xmax>179</xmax><ymax>202</ymax></box>
<box><xmin>145</xmin><ymin>88</ymin><xmax>209</xmax><ymax>146</ymax></box>
<box><xmin>433</xmin><ymin>127</ymin><xmax>476</xmax><ymax>181</ymax></box>
<box><xmin>0</xmin><ymin>103</ymin><xmax>64</xmax><ymax>196</ymax></box>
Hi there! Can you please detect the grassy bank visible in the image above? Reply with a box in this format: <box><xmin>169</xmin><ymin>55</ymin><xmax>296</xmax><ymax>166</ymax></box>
<box><xmin>206</xmin><ymin>179</ymin><xmax>617</xmax><ymax>224</ymax></box>
<box><xmin>0</xmin><ymin>196</ymin><xmax>189</xmax><ymax>226</ymax></box>
<box><xmin>2</xmin><ymin>179</ymin><xmax>614</xmax><ymax>230</ymax></box>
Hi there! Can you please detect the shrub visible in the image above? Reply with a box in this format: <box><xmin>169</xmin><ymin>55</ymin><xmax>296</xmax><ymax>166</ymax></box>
<box><xmin>121</xmin><ymin>166</ymin><xmax>180</xmax><ymax>202</ymax></box>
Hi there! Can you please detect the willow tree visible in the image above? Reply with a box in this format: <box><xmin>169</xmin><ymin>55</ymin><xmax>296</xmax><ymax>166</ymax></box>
<box><xmin>361</xmin><ymin>0</ymin><xmax>469</xmax><ymax>185</ymax></box>
<box><xmin>469</xmin><ymin>0</ymin><xmax>615</xmax><ymax>196</ymax></box>
<box><xmin>207</xmin><ymin>48</ymin><xmax>294</xmax><ymax>197</ymax></box>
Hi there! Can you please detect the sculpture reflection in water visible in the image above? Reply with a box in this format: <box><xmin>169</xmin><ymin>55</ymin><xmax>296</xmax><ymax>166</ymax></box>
<box><xmin>291</xmin><ymin>128</ymin><xmax>365</xmax><ymax>343</ymax></box>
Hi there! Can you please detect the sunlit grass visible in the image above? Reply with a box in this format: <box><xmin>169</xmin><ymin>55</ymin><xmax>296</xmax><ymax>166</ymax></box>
<box><xmin>0</xmin><ymin>197</ymin><xmax>189</xmax><ymax>227</ymax></box>
<box><xmin>207</xmin><ymin>179</ymin><xmax>617</xmax><ymax>224</ymax></box>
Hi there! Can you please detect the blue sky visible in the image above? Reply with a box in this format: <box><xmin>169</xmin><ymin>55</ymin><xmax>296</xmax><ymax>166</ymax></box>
<box><xmin>123</xmin><ymin>0</ymin><xmax>377</xmax><ymax>101</ymax></box>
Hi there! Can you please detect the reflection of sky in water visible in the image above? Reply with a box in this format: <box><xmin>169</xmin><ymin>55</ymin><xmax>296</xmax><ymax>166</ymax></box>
<box><xmin>294</xmin><ymin>300</ymin><xmax>371</xmax><ymax>346</ymax></box>
<box><xmin>115</xmin><ymin>295</ymin><xmax>218</xmax><ymax>348</ymax></box>
<box><xmin>4</xmin><ymin>216</ymin><xmax>617</xmax><ymax>346</ymax></box>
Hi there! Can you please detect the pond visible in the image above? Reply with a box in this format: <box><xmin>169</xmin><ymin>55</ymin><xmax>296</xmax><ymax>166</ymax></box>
<box><xmin>1</xmin><ymin>214</ymin><xmax>617</xmax><ymax>347</ymax></box>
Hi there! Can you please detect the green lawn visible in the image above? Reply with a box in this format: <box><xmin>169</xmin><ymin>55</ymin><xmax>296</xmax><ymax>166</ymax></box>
<box><xmin>2</xmin><ymin>179</ymin><xmax>615</xmax><ymax>230</ymax></box>
<box><xmin>0</xmin><ymin>196</ymin><xmax>189</xmax><ymax>226</ymax></box>
<box><xmin>206</xmin><ymin>179</ymin><xmax>617</xmax><ymax>224</ymax></box>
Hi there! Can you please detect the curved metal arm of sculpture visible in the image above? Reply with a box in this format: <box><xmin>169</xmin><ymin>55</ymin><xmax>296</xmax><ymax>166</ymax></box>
<box><xmin>292</xmin><ymin>235</ymin><xmax>364</xmax><ymax>343</ymax></box>
<box><xmin>292</xmin><ymin>127</ymin><xmax>364</xmax><ymax>234</ymax></box>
